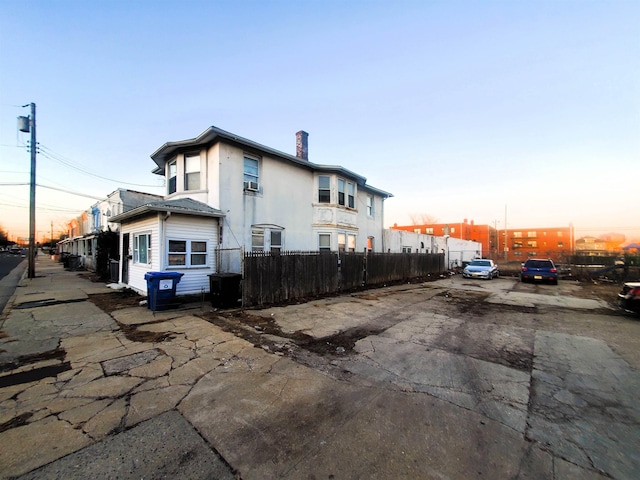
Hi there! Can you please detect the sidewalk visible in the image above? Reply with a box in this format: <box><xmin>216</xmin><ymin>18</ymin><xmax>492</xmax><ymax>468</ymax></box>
<box><xmin>0</xmin><ymin>256</ymin><xmax>237</xmax><ymax>479</ymax></box>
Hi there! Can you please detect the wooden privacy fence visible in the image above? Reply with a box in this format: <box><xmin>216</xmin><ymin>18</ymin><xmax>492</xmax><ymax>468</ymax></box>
<box><xmin>243</xmin><ymin>251</ymin><xmax>445</xmax><ymax>307</ymax></box>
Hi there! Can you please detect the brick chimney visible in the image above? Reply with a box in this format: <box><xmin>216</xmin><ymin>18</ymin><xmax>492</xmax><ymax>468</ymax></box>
<box><xmin>296</xmin><ymin>130</ymin><xmax>309</xmax><ymax>160</ymax></box>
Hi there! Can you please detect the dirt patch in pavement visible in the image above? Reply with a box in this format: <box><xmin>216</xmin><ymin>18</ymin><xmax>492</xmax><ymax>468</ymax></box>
<box><xmin>88</xmin><ymin>290</ymin><xmax>144</xmax><ymax>314</ymax></box>
<box><xmin>203</xmin><ymin>311</ymin><xmax>311</xmax><ymax>345</ymax></box>
<box><xmin>571</xmin><ymin>281</ymin><xmax>621</xmax><ymax>301</ymax></box>
<box><xmin>115</xmin><ymin>321</ymin><xmax>176</xmax><ymax>343</ymax></box>
<box><xmin>201</xmin><ymin>310</ymin><xmax>392</xmax><ymax>356</ymax></box>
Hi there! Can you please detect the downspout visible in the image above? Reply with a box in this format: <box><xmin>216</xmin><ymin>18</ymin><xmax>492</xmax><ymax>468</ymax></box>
<box><xmin>381</xmin><ymin>197</ymin><xmax>385</xmax><ymax>253</ymax></box>
<box><xmin>161</xmin><ymin>212</ymin><xmax>171</xmax><ymax>270</ymax></box>
<box><xmin>118</xmin><ymin>228</ymin><xmax>124</xmax><ymax>283</ymax></box>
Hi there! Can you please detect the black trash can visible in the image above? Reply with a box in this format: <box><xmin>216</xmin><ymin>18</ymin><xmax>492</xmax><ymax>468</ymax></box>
<box><xmin>67</xmin><ymin>255</ymin><xmax>81</xmax><ymax>271</ymax></box>
<box><xmin>109</xmin><ymin>260</ymin><xmax>120</xmax><ymax>283</ymax></box>
<box><xmin>144</xmin><ymin>271</ymin><xmax>185</xmax><ymax>311</ymax></box>
<box><xmin>208</xmin><ymin>273</ymin><xmax>242</xmax><ymax>308</ymax></box>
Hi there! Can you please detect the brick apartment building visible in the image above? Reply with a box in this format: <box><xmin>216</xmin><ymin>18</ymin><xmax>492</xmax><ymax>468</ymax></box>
<box><xmin>391</xmin><ymin>220</ymin><xmax>574</xmax><ymax>263</ymax></box>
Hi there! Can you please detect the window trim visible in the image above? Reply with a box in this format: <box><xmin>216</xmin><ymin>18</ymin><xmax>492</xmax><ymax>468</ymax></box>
<box><xmin>251</xmin><ymin>226</ymin><xmax>284</xmax><ymax>253</ymax></box>
<box><xmin>347</xmin><ymin>234</ymin><xmax>356</xmax><ymax>252</ymax></box>
<box><xmin>168</xmin><ymin>160</ymin><xmax>177</xmax><ymax>194</ymax></box>
<box><xmin>367</xmin><ymin>195</ymin><xmax>374</xmax><ymax>217</ymax></box>
<box><xmin>347</xmin><ymin>182</ymin><xmax>355</xmax><ymax>208</ymax></box>
<box><xmin>338</xmin><ymin>178</ymin><xmax>345</xmax><ymax>206</ymax></box>
<box><xmin>318</xmin><ymin>233</ymin><xmax>331</xmax><ymax>252</ymax></box>
<box><xmin>133</xmin><ymin>233</ymin><xmax>151</xmax><ymax>265</ymax></box>
<box><xmin>184</xmin><ymin>153</ymin><xmax>201</xmax><ymax>191</ymax></box>
<box><xmin>243</xmin><ymin>155</ymin><xmax>260</xmax><ymax>191</ymax></box>
<box><xmin>270</xmin><ymin>230</ymin><xmax>283</xmax><ymax>253</ymax></box>
<box><xmin>251</xmin><ymin>229</ymin><xmax>265</xmax><ymax>252</ymax></box>
<box><xmin>167</xmin><ymin>239</ymin><xmax>208</xmax><ymax>268</ymax></box>
<box><xmin>318</xmin><ymin>175</ymin><xmax>331</xmax><ymax>203</ymax></box>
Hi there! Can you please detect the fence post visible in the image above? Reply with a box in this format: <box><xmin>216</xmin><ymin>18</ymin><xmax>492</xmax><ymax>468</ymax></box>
<box><xmin>363</xmin><ymin>248</ymin><xmax>368</xmax><ymax>286</ymax></box>
<box><xmin>240</xmin><ymin>246</ymin><xmax>245</xmax><ymax>307</ymax></box>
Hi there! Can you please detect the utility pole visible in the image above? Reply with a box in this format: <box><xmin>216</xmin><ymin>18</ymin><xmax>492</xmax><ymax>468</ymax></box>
<box><xmin>18</xmin><ymin>103</ymin><xmax>37</xmax><ymax>278</ymax></box>
<box><xmin>28</xmin><ymin>103</ymin><xmax>37</xmax><ymax>278</ymax></box>
<box><xmin>503</xmin><ymin>204</ymin><xmax>508</xmax><ymax>262</ymax></box>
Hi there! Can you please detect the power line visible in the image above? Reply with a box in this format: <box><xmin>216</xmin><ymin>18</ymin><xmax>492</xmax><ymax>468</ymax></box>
<box><xmin>0</xmin><ymin>182</ymin><xmax>104</xmax><ymax>200</ymax></box>
<box><xmin>0</xmin><ymin>201</ymin><xmax>81</xmax><ymax>213</ymax></box>
<box><xmin>38</xmin><ymin>144</ymin><xmax>164</xmax><ymax>188</ymax></box>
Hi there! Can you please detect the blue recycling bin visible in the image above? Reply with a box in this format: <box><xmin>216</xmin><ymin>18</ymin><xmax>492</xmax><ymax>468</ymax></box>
<box><xmin>144</xmin><ymin>271</ymin><xmax>184</xmax><ymax>311</ymax></box>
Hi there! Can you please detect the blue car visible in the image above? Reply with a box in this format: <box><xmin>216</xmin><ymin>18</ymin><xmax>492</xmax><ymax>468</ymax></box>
<box><xmin>520</xmin><ymin>258</ymin><xmax>558</xmax><ymax>285</ymax></box>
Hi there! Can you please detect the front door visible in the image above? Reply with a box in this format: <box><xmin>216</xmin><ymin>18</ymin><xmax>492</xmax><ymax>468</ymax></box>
<box><xmin>122</xmin><ymin>233</ymin><xmax>129</xmax><ymax>284</ymax></box>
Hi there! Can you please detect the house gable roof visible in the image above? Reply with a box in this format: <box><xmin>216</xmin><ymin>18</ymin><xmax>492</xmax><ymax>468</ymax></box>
<box><xmin>150</xmin><ymin>126</ymin><xmax>393</xmax><ymax>198</ymax></box>
<box><xmin>109</xmin><ymin>198</ymin><xmax>224</xmax><ymax>224</ymax></box>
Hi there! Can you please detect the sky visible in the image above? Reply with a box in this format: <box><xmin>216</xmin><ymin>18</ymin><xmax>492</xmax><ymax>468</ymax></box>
<box><xmin>1</xmin><ymin>0</ymin><xmax>638</xmax><ymax>244</ymax></box>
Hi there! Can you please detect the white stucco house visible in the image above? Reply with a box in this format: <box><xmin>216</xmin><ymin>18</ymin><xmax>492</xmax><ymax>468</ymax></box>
<box><xmin>109</xmin><ymin>126</ymin><xmax>393</xmax><ymax>296</ymax></box>
<box><xmin>383</xmin><ymin>229</ymin><xmax>482</xmax><ymax>269</ymax></box>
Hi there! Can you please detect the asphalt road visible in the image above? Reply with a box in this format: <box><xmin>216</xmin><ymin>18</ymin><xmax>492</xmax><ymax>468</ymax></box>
<box><xmin>0</xmin><ymin>252</ymin><xmax>26</xmax><ymax>315</ymax></box>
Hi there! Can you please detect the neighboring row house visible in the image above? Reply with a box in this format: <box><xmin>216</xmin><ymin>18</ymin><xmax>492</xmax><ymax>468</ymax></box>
<box><xmin>58</xmin><ymin>189</ymin><xmax>162</xmax><ymax>271</ymax></box>
<box><xmin>109</xmin><ymin>126</ymin><xmax>393</xmax><ymax>296</ymax></box>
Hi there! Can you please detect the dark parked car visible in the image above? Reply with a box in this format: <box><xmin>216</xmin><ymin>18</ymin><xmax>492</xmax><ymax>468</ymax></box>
<box><xmin>520</xmin><ymin>258</ymin><xmax>558</xmax><ymax>284</ymax></box>
<box><xmin>618</xmin><ymin>282</ymin><xmax>640</xmax><ymax>315</ymax></box>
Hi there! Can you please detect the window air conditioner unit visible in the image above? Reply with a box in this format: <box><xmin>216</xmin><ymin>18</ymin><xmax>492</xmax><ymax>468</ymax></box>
<box><xmin>244</xmin><ymin>181</ymin><xmax>259</xmax><ymax>191</ymax></box>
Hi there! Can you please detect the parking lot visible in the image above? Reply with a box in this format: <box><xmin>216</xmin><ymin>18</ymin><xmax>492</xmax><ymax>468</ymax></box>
<box><xmin>197</xmin><ymin>274</ymin><xmax>639</xmax><ymax>479</ymax></box>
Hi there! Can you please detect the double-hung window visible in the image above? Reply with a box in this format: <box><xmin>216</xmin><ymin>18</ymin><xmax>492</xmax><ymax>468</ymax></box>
<box><xmin>337</xmin><ymin>179</ymin><xmax>354</xmax><ymax>208</ymax></box>
<box><xmin>270</xmin><ymin>231</ymin><xmax>282</xmax><ymax>253</ymax></box>
<box><xmin>184</xmin><ymin>154</ymin><xmax>201</xmax><ymax>191</ymax></box>
<box><xmin>338</xmin><ymin>233</ymin><xmax>346</xmax><ymax>253</ymax></box>
<box><xmin>251</xmin><ymin>227</ymin><xmax>284</xmax><ymax>253</ymax></box>
<box><xmin>366</xmin><ymin>195</ymin><xmax>374</xmax><ymax>217</ymax></box>
<box><xmin>133</xmin><ymin>233</ymin><xmax>151</xmax><ymax>265</ymax></box>
<box><xmin>318</xmin><ymin>233</ymin><xmax>331</xmax><ymax>252</ymax></box>
<box><xmin>168</xmin><ymin>161</ymin><xmax>177</xmax><ymax>194</ymax></box>
<box><xmin>347</xmin><ymin>182</ymin><xmax>355</xmax><ymax>208</ymax></box>
<box><xmin>337</xmin><ymin>233</ymin><xmax>356</xmax><ymax>252</ymax></box>
<box><xmin>244</xmin><ymin>156</ymin><xmax>259</xmax><ymax>191</ymax></box>
<box><xmin>168</xmin><ymin>240</ymin><xmax>207</xmax><ymax>267</ymax></box>
<box><xmin>318</xmin><ymin>176</ymin><xmax>330</xmax><ymax>203</ymax></box>
<box><xmin>348</xmin><ymin>234</ymin><xmax>356</xmax><ymax>252</ymax></box>
<box><xmin>252</xmin><ymin>229</ymin><xmax>265</xmax><ymax>252</ymax></box>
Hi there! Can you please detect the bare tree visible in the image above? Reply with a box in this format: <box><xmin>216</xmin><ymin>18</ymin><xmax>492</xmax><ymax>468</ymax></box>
<box><xmin>408</xmin><ymin>213</ymin><xmax>439</xmax><ymax>225</ymax></box>
<box><xmin>0</xmin><ymin>224</ymin><xmax>9</xmax><ymax>247</ymax></box>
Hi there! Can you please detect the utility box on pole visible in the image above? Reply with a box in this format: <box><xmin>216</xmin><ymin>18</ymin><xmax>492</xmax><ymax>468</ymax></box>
<box><xmin>18</xmin><ymin>116</ymin><xmax>30</xmax><ymax>132</ymax></box>
<box><xmin>18</xmin><ymin>103</ymin><xmax>37</xmax><ymax>279</ymax></box>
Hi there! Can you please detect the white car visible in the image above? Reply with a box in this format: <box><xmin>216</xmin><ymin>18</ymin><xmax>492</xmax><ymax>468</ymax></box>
<box><xmin>463</xmin><ymin>259</ymin><xmax>499</xmax><ymax>280</ymax></box>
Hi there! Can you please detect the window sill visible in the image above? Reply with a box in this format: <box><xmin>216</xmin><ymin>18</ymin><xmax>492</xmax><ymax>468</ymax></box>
<box><xmin>165</xmin><ymin>266</ymin><xmax>212</xmax><ymax>270</ymax></box>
